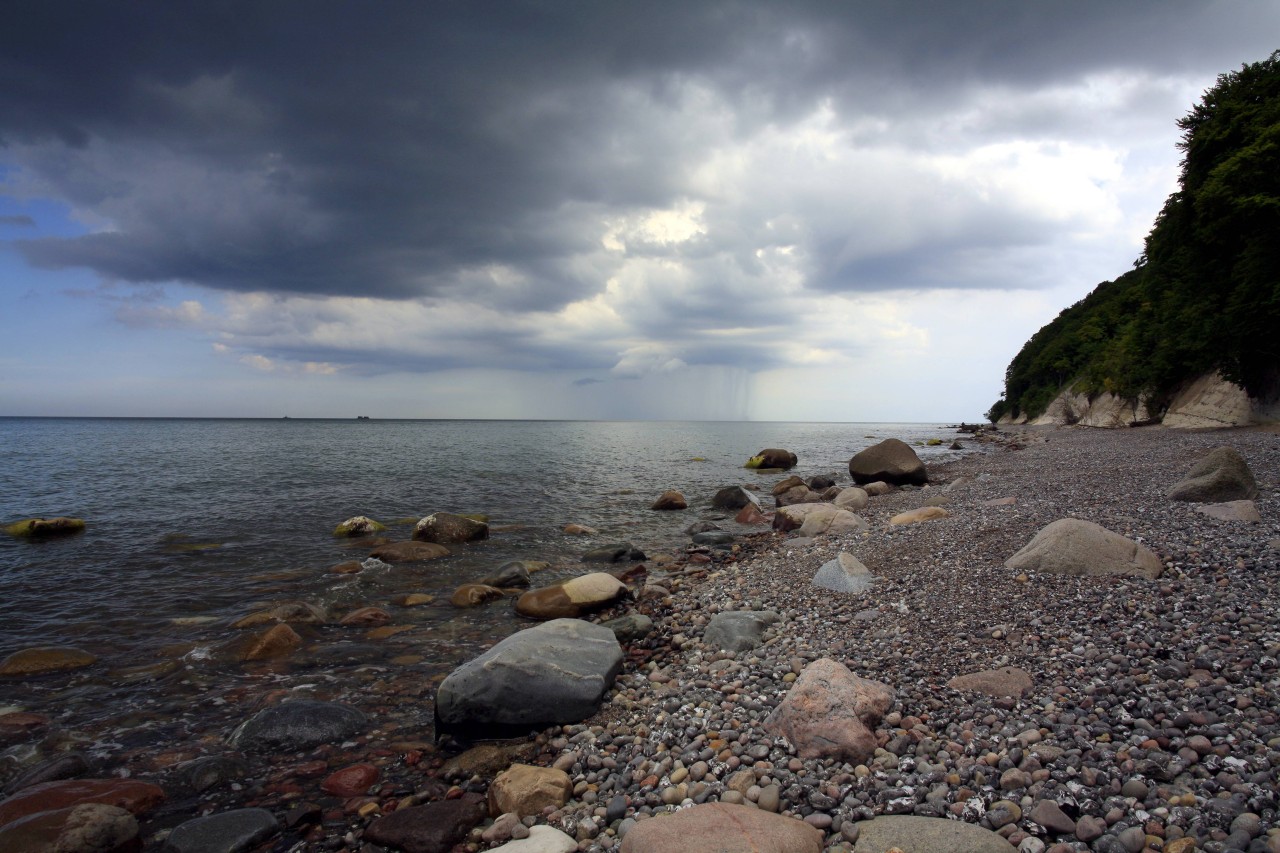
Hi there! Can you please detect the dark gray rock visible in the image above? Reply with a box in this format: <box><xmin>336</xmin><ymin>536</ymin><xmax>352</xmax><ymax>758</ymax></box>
<box><xmin>228</xmin><ymin>700</ymin><xmax>368</xmax><ymax>752</ymax></box>
<box><xmin>1</xmin><ymin>752</ymin><xmax>93</xmax><ymax>795</ymax></box>
<box><xmin>479</xmin><ymin>561</ymin><xmax>532</xmax><ymax>588</ymax></box>
<box><xmin>363</xmin><ymin>795</ymin><xmax>486</xmax><ymax>853</ymax></box>
<box><xmin>435</xmin><ymin>619</ymin><xmax>623</xmax><ymax>736</ymax></box>
<box><xmin>1168</xmin><ymin>446</ymin><xmax>1259</xmax><ymax>502</ymax></box>
<box><xmin>711</xmin><ymin>486</ymin><xmax>761</xmax><ymax>511</ymax></box>
<box><xmin>162</xmin><ymin>808</ymin><xmax>279</xmax><ymax>853</ymax></box>
<box><xmin>848</xmin><ymin>438</ymin><xmax>928</xmax><ymax>486</ymax></box>
<box><xmin>174</xmin><ymin>754</ymin><xmax>249</xmax><ymax>795</ymax></box>
<box><xmin>691</xmin><ymin>530</ymin><xmax>735</xmax><ymax>546</ymax></box>
<box><xmin>581</xmin><ymin>543</ymin><xmax>646</xmax><ymax>563</ymax></box>
<box><xmin>599</xmin><ymin>612</ymin><xmax>654</xmax><ymax>642</ymax></box>
<box><xmin>703</xmin><ymin>611</ymin><xmax>781</xmax><ymax>652</ymax></box>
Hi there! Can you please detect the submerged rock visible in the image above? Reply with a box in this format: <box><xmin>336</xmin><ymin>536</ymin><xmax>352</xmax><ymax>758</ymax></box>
<box><xmin>368</xmin><ymin>540</ymin><xmax>450</xmax><ymax>562</ymax></box>
<box><xmin>0</xmin><ymin>646</ymin><xmax>98</xmax><ymax>677</ymax></box>
<box><xmin>581</xmin><ymin>543</ymin><xmax>645</xmax><ymax>563</ymax></box>
<box><xmin>229</xmin><ymin>700</ymin><xmax>368</xmax><ymax>752</ymax></box>
<box><xmin>413</xmin><ymin>511</ymin><xmax>490</xmax><ymax>544</ymax></box>
<box><xmin>0</xmin><ymin>779</ymin><xmax>165</xmax><ymax>827</ymax></box>
<box><xmin>4</xmin><ymin>517</ymin><xmax>85</xmax><ymax>539</ymax></box>
<box><xmin>364</xmin><ymin>795</ymin><xmax>486</xmax><ymax>853</ymax></box>
<box><xmin>162</xmin><ymin>808</ymin><xmax>279</xmax><ymax>853</ymax></box>
<box><xmin>451</xmin><ymin>584</ymin><xmax>507</xmax><ymax>607</ymax></box>
<box><xmin>650</xmin><ymin>490</ymin><xmax>687</xmax><ymax>510</ymax></box>
<box><xmin>0</xmin><ymin>803</ymin><xmax>139</xmax><ymax>853</ymax></box>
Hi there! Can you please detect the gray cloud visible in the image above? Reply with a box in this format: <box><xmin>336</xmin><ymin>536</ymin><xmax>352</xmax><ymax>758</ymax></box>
<box><xmin>2</xmin><ymin>1</ymin><xmax>1277</xmax><ymax>386</ymax></box>
<box><xmin>0</xmin><ymin>214</ymin><xmax>35</xmax><ymax>226</ymax></box>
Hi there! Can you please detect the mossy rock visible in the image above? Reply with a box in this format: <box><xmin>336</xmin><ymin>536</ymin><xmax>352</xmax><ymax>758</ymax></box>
<box><xmin>5</xmin><ymin>517</ymin><xmax>85</xmax><ymax>539</ymax></box>
<box><xmin>333</xmin><ymin>516</ymin><xmax>388</xmax><ymax>537</ymax></box>
<box><xmin>926</xmin><ymin>438</ymin><xmax>943</xmax><ymax>446</ymax></box>
<box><xmin>744</xmin><ymin>455</ymin><xmax>766</xmax><ymax>469</ymax></box>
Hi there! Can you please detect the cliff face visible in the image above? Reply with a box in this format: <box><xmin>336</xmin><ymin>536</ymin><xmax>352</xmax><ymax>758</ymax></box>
<box><xmin>999</xmin><ymin>372</ymin><xmax>1278</xmax><ymax>429</ymax></box>
<box><xmin>988</xmin><ymin>52</ymin><xmax>1280</xmax><ymax>427</ymax></box>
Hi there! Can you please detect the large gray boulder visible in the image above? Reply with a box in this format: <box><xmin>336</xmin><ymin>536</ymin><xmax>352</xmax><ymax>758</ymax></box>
<box><xmin>703</xmin><ymin>611</ymin><xmax>781</xmax><ymax>652</ymax></box>
<box><xmin>849</xmin><ymin>438</ymin><xmax>928</xmax><ymax>486</ymax></box>
<box><xmin>852</xmin><ymin>815</ymin><xmax>1016</xmax><ymax>852</ymax></box>
<box><xmin>229</xmin><ymin>700</ymin><xmax>368</xmax><ymax>752</ymax></box>
<box><xmin>1005</xmin><ymin>518</ymin><xmax>1162</xmax><ymax>579</ymax></box>
<box><xmin>1167</xmin><ymin>446</ymin><xmax>1259</xmax><ymax>503</ymax></box>
<box><xmin>435</xmin><ymin>619</ymin><xmax>623</xmax><ymax>736</ymax></box>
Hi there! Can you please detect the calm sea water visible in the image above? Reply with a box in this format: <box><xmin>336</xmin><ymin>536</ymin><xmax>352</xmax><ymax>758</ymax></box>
<box><xmin>0</xmin><ymin>417</ymin><xmax>969</xmax><ymax>756</ymax></box>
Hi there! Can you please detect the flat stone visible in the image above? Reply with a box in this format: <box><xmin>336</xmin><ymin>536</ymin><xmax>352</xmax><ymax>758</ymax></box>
<box><xmin>487</xmin><ymin>825</ymin><xmax>577</xmax><ymax>852</ymax></box>
<box><xmin>1194</xmin><ymin>499</ymin><xmax>1262</xmax><ymax>523</ymax></box>
<box><xmin>368</xmin><ymin>541</ymin><xmax>450</xmax><ymax>562</ymax></box>
<box><xmin>0</xmin><ymin>778</ymin><xmax>164</xmax><ymax>827</ymax></box>
<box><xmin>1029</xmin><ymin>799</ymin><xmax>1077</xmax><ymax>835</ymax></box>
<box><xmin>0</xmin><ymin>646</ymin><xmax>98</xmax><ymax>677</ymax></box>
<box><xmin>162</xmin><ymin>808</ymin><xmax>279</xmax><ymax>853</ymax></box>
<box><xmin>364</xmin><ymin>795</ymin><xmax>486</xmax><ymax>853</ymax></box>
<box><xmin>515</xmin><ymin>573</ymin><xmax>627</xmax><ymax>619</ymax></box>
<box><xmin>947</xmin><ymin>666</ymin><xmax>1033</xmax><ymax>698</ymax></box>
<box><xmin>852</xmin><ymin>815</ymin><xmax>1016</xmax><ymax>852</ymax></box>
<box><xmin>703</xmin><ymin>611</ymin><xmax>781</xmax><ymax>652</ymax></box>
<box><xmin>889</xmin><ymin>506</ymin><xmax>951</xmax><ymax>525</ymax></box>
<box><xmin>619</xmin><ymin>802</ymin><xmax>821</xmax><ymax>853</ymax></box>
<box><xmin>228</xmin><ymin>700</ymin><xmax>368</xmax><ymax>752</ymax></box>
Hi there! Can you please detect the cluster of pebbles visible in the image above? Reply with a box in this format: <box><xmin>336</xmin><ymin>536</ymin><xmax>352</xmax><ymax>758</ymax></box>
<box><xmin>523</xmin><ymin>425</ymin><xmax>1278</xmax><ymax>853</ymax></box>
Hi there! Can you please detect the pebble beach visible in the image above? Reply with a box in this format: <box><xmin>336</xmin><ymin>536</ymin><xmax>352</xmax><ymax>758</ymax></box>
<box><xmin>3</xmin><ymin>422</ymin><xmax>1278</xmax><ymax>853</ymax></box>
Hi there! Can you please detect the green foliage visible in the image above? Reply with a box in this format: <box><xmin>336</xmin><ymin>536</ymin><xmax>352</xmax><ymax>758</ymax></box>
<box><xmin>992</xmin><ymin>50</ymin><xmax>1280</xmax><ymax>420</ymax></box>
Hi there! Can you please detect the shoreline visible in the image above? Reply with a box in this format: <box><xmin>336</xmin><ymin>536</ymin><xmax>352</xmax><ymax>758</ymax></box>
<box><xmin>2</xmin><ymin>423</ymin><xmax>1277</xmax><ymax>852</ymax></box>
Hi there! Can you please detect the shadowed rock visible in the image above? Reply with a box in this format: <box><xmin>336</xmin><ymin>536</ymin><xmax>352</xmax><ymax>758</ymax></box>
<box><xmin>849</xmin><ymin>438</ymin><xmax>927</xmax><ymax>486</ymax></box>
<box><xmin>1168</xmin><ymin>446</ymin><xmax>1259</xmax><ymax>503</ymax></box>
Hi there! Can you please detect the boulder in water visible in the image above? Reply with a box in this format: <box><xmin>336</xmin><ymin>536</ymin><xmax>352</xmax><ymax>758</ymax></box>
<box><xmin>581</xmin><ymin>543</ymin><xmax>645</xmax><ymax>563</ymax></box>
<box><xmin>368</xmin><ymin>541</ymin><xmax>450</xmax><ymax>562</ymax></box>
<box><xmin>744</xmin><ymin>448</ymin><xmax>798</xmax><ymax>470</ymax></box>
<box><xmin>435</xmin><ymin>619</ymin><xmax>623</xmax><ymax>736</ymax></box>
<box><xmin>332</xmin><ymin>516</ymin><xmax>386</xmax><ymax>536</ymax></box>
<box><xmin>479</xmin><ymin>561</ymin><xmax>534</xmax><ymax>588</ymax></box>
<box><xmin>451</xmin><ymin>584</ymin><xmax>507</xmax><ymax>607</ymax></box>
<box><xmin>711</xmin><ymin>486</ymin><xmax>760</xmax><ymax>510</ymax></box>
<box><xmin>849</xmin><ymin>438</ymin><xmax>927</xmax><ymax>486</ymax></box>
<box><xmin>515</xmin><ymin>573</ymin><xmax>627</xmax><ymax>619</ymax></box>
<box><xmin>650</xmin><ymin>490</ymin><xmax>687</xmax><ymax>510</ymax></box>
<box><xmin>229</xmin><ymin>700</ymin><xmax>368</xmax><ymax>752</ymax></box>
<box><xmin>4</xmin><ymin>517</ymin><xmax>85</xmax><ymax>539</ymax></box>
<box><xmin>0</xmin><ymin>646</ymin><xmax>98</xmax><ymax>677</ymax></box>
<box><xmin>413</xmin><ymin>512</ymin><xmax>490</xmax><ymax>544</ymax></box>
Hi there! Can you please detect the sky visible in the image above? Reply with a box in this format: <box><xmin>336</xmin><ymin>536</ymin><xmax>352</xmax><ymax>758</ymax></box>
<box><xmin>1</xmin><ymin>2</ymin><xmax>1277</xmax><ymax>422</ymax></box>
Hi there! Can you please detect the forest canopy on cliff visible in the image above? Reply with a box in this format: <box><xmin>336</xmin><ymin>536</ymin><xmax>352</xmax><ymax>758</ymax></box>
<box><xmin>988</xmin><ymin>50</ymin><xmax>1280</xmax><ymax>423</ymax></box>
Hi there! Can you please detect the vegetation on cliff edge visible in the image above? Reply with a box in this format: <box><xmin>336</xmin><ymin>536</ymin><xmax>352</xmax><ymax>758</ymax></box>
<box><xmin>988</xmin><ymin>50</ymin><xmax>1280</xmax><ymax>423</ymax></box>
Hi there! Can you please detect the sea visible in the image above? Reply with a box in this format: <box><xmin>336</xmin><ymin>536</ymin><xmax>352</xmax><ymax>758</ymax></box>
<box><xmin>0</xmin><ymin>417</ymin><xmax>972</xmax><ymax>774</ymax></box>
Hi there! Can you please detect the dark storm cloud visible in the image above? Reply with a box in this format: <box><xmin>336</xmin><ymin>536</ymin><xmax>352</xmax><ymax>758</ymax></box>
<box><xmin>2</xmin><ymin>0</ymin><xmax>1276</xmax><ymax>309</ymax></box>
<box><xmin>0</xmin><ymin>215</ymin><xmax>36</xmax><ymax>227</ymax></box>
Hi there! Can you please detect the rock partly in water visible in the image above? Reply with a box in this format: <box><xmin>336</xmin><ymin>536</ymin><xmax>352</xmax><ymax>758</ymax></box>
<box><xmin>947</xmin><ymin>666</ymin><xmax>1034</xmax><ymax>698</ymax></box>
<box><xmin>619</xmin><ymin>802</ymin><xmax>822</xmax><ymax>853</ymax></box>
<box><xmin>703</xmin><ymin>610</ymin><xmax>781</xmax><ymax>652</ymax></box>
<box><xmin>1167</xmin><ymin>446</ymin><xmax>1259</xmax><ymax>502</ymax></box>
<box><xmin>811</xmin><ymin>553</ymin><xmax>875</xmax><ymax>594</ymax></box>
<box><xmin>4</xmin><ymin>517</ymin><xmax>86</xmax><ymax>539</ymax></box>
<box><xmin>744</xmin><ymin>448</ymin><xmax>798</xmax><ymax>470</ymax></box>
<box><xmin>162</xmin><ymin>808</ymin><xmax>279</xmax><ymax>853</ymax></box>
<box><xmin>849</xmin><ymin>438</ymin><xmax>928</xmax><ymax>486</ymax></box>
<box><xmin>1005</xmin><ymin>518</ymin><xmax>1162</xmax><ymax>579</ymax></box>
<box><xmin>0</xmin><ymin>779</ymin><xmax>165</xmax><ymax>828</ymax></box>
<box><xmin>650</xmin><ymin>490</ymin><xmax>687</xmax><ymax>510</ymax></box>
<box><xmin>515</xmin><ymin>573</ymin><xmax>628</xmax><ymax>620</ymax></box>
<box><xmin>451</xmin><ymin>584</ymin><xmax>508</xmax><ymax>607</ymax></box>
<box><xmin>228</xmin><ymin>700</ymin><xmax>368</xmax><ymax>752</ymax></box>
<box><xmin>581</xmin><ymin>543</ymin><xmax>646</xmax><ymax>563</ymax></box>
<box><xmin>1</xmin><ymin>752</ymin><xmax>94</xmax><ymax>796</ymax></box>
<box><xmin>368</xmin><ymin>541</ymin><xmax>451</xmax><ymax>563</ymax></box>
<box><xmin>231</xmin><ymin>601</ymin><xmax>328</xmax><ymax>628</ymax></box>
<box><xmin>735</xmin><ymin>504</ymin><xmax>769</xmax><ymax>525</ymax></box>
<box><xmin>0</xmin><ymin>646</ymin><xmax>98</xmax><ymax>677</ymax></box>
<box><xmin>237</xmin><ymin>624</ymin><xmax>302</xmax><ymax>661</ymax></box>
<box><xmin>851</xmin><ymin>815</ymin><xmax>1016</xmax><ymax>852</ymax></box>
<box><xmin>332</xmin><ymin>515</ymin><xmax>386</xmax><ymax>536</ymax></box>
<box><xmin>413</xmin><ymin>512</ymin><xmax>490</xmax><ymax>544</ymax></box>
<box><xmin>487</xmin><ymin>764</ymin><xmax>572</xmax><ymax>817</ymax></box>
<box><xmin>363</xmin><ymin>794</ymin><xmax>486</xmax><ymax>853</ymax></box>
<box><xmin>435</xmin><ymin>619</ymin><xmax>623</xmax><ymax>737</ymax></box>
<box><xmin>480</xmin><ymin>562</ymin><xmax>535</xmax><ymax>588</ymax></box>
<box><xmin>599</xmin><ymin>612</ymin><xmax>654</xmax><ymax>642</ymax></box>
<box><xmin>691</xmin><ymin>530</ymin><xmax>735</xmax><ymax>547</ymax></box>
<box><xmin>711</xmin><ymin>486</ymin><xmax>761</xmax><ymax>511</ymax></box>
<box><xmin>0</xmin><ymin>803</ymin><xmax>139</xmax><ymax>853</ymax></box>
<box><xmin>764</xmin><ymin>658</ymin><xmax>892</xmax><ymax>765</ymax></box>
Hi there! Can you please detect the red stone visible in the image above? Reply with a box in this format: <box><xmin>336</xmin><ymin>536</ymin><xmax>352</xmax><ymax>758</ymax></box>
<box><xmin>0</xmin><ymin>779</ymin><xmax>165</xmax><ymax>828</ymax></box>
<box><xmin>293</xmin><ymin>760</ymin><xmax>330</xmax><ymax>778</ymax></box>
<box><xmin>322</xmin><ymin>763</ymin><xmax>380</xmax><ymax>797</ymax></box>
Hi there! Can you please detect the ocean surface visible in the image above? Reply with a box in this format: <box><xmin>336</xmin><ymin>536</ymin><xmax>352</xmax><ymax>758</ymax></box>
<box><xmin>0</xmin><ymin>417</ymin><xmax>971</xmax><ymax>766</ymax></box>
